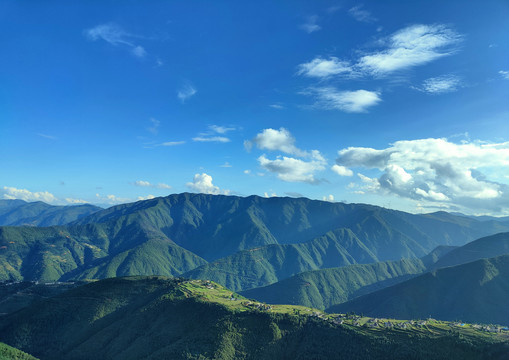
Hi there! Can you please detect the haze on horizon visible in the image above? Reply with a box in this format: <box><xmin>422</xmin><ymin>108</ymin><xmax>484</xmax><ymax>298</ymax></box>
<box><xmin>1</xmin><ymin>0</ymin><xmax>508</xmax><ymax>216</ymax></box>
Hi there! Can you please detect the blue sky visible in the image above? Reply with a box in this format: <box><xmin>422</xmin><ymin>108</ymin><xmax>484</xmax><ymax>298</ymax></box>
<box><xmin>1</xmin><ymin>0</ymin><xmax>509</xmax><ymax>215</ymax></box>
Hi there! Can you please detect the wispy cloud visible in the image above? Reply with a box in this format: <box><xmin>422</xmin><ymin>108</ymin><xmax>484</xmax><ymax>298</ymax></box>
<box><xmin>297</xmin><ymin>24</ymin><xmax>463</xmax><ymax>79</ymax></box>
<box><xmin>269</xmin><ymin>104</ymin><xmax>285</xmax><ymax>109</ymax></box>
<box><xmin>37</xmin><ymin>133</ymin><xmax>56</xmax><ymax>140</ymax></box>
<box><xmin>186</xmin><ymin>173</ymin><xmax>229</xmax><ymax>194</ymax></box>
<box><xmin>348</xmin><ymin>5</ymin><xmax>377</xmax><ymax>23</ymax></box>
<box><xmin>220</xmin><ymin>162</ymin><xmax>232</xmax><ymax>168</ymax></box>
<box><xmin>160</xmin><ymin>141</ymin><xmax>186</xmax><ymax>146</ymax></box>
<box><xmin>95</xmin><ymin>193</ymin><xmax>132</xmax><ymax>205</ymax></box>
<box><xmin>414</xmin><ymin>74</ymin><xmax>463</xmax><ymax>94</ymax></box>
<box><xmin>193</xmin><ymin>125</ymin><xmax>235</xmax><ymax>143</ymax></box>
<box><xmin>304</xmin><ymin>87</ymin><xmax>382</xmax><ymax>113</ymax></box>
<box><xmin>177</xmin><ymin>83</ymin><xmax>197</xmax><ymax>103</ymax></box>
<box><xmin>133</xmin><ymin>180</ymin><xmax>171</xmax><ymax>189</ymax></box>
<box><xmin>300</xmin><ymin>15</ymin><xmax>321</xmax><ymax>33</ymax></box>
<box><xmin>147</xmin><ymin>118</ymin><xmax>160</xmax><ymax>135</ymax></box>
<box><xmin>499</xmin><ymin>70</ymin><xmax>509</xmax><ymax>80</ymax></box>
<box><xmin>84</xmin><ymin>23</ymin><xmax>147</xmax><ymax>58</ymax></box>
<box><xmin>297</xmin><ymin>57</ymin><xmax>354</xmax><ymax>78</ymax></box>
<box><xmin>357</xmin><ymin>24</ymin><xmax>462</xmax><ymax>76</ymax></box>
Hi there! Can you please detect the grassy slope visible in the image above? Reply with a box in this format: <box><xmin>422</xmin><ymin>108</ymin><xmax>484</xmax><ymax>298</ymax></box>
<box><xmin>0</xmin><ymin>277</ymin><xmax>507</xmax><ymax>360</ymax></box>
<box><xmin>329</xmin><ymin>254</ymin><xmax>509</xmax><ymax>325</ymax></box>
<box><xmin>240</xmin><ymin>258</ymin><xmax>427</xmax><ymax>310</ymax></box>
<box><xmin>0</xmin><ymin>343</ymin><xmax>38</xmax><ymax>360</ymax></box>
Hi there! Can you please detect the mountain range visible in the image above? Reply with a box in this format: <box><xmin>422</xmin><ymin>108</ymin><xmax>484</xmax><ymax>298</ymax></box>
<box><xmin>2</xmin><ymin>193</ymin><xmax>509</xmax><ymax>285</ymax></box>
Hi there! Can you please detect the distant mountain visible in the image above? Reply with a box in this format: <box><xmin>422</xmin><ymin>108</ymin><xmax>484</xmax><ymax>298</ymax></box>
<box><xmin>329</xmin><ymin>254</ymin><xmax>509</xmax><ymax>325</ymax></box>
<box><xmin>0</xmin><ymin>276</ymin><xmax>507</xmax><ymax>360</ymax></box>
<box><xmin>73</xmin><ymin>194</ymin><xmax>509</xmax><ymax>262</ymax></box>
<box><xmin>2</xmin><ymin>193</ymin><xmax>509</xmax><ymax>282</ymax></box>
<box><xmin>240</xmin><ymin>258</ymin><xmax>427</xmax><ymax>310</ymax></box>
<box><xmin>433</xmin><ymin>232</ymin><xmax>509</xmax><ymax>269</ymax></box>
<box><xmin>184</xmin><ymin>228</ymin><xmax>379</xmax><ymax>292</ymax></box>
<box><xmin>0</xmin><ymin>200</ymin><xmax>101</xmax><ymax>227</ymax></box>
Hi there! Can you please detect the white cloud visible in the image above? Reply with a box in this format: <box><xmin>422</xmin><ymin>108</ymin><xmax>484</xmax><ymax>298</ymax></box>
<box><xmin>258</xmin><ymin>153</ymin><xmax>326</xmax><ymax>184</ymax></box>
<box><xmin>65</xmin><ymin>198</ymin><xmax>89</xmax><ymax>204</ymax></box>
<box><xmin>2</xmin><ymin>186</ymin><xmax>58</xmax><ymax>204</ymax></box>
<box><xmin>186</xmin><ymin>173</ymin><xmax>229</xmax><ymax>195</ymax></box>
<box><xmin>160</xmin><ymin>141</ymin><xmax>185</xmax><ymax>146</ymax></box>
<box><xmin>297</xmin><ymin>57</ymin><xmax>354</xmax><ymax>78</ymax></box>
<box><xmin>348</xmin><ymin>5</ymin><xmax>377</xmax><ymax>23</ymax></box>
<box><xmin>415</xmin><ymin>74</ymin><xmax>463</xmax><ymax>94</ymax></box>
<box><xmin>95</xmin><ymin>193</ymin><xmax>132</xmax><ymax>205</ymax></box>
<box><xmin>177</xmin><ymin>84</ymin><xmax>197</xmax><ymax>103</ymax></box>
<box><xmin>84</xmin><ymin>23</ymin><xmax>147</xmax><ymax>58</ymax></box>
<box><xmin>306</xmin><ymin>87</ymin><xmax>381</xmax><ymax>113</ymax></box>
<box><xmin>264</xmin><ymin>192</ymin><xmax>278</xmax><ymax>198</ymax></box>
<box><xmin>358</xmin><ymin>24</ymin><xmax>462</xmax><ymax>75</ymax></box>
<box><xmin>499</xmin><ymin>70</ymin><xmax>509</xmax><ymax>80</ymax></box>
<box><xmin>220</xmin><ymin>162</ymin><xmax>232</xmax><ymax>168</ymax></box>
<box><xmin>193</xmin><ymin>136</ymin><xmax>230</xmax><ymax>143</ymax></box>
<box><xmin>245</xmin><ymin>128</ymin><xmax>309</xmax><ymax>156</ymax></box>
<box><xmin>269</xmin><ymin>104</ymin><xmax>284</xmax><ymax>109</ymax></box>
<box><xmin>137</xmin><ymin>194</ymin><xmax>155</xmax><ymax>201</ymax></box>
<box><xmin>300</xmin><ymin>15</ymin><xmax>321</xmax><ymax>33</ymax></box>
<box><xmin>193</xmin><ymin>125</ymin><xmax>235</xmax><ymax>143</ymax></box>
<box><xmin>133</xmin><ymin>180</ymin><xmax>171</xmax><ymax>189</ymax></box>
<box><xmin>336</xmin><ymin>138</ymin><xmax>509</xmax><ymax>214</ymax></box>
<box><xmin>243</xmin><ymin>170</ymin><xmax>251</xmax><ymax>174</ymax></box>
<box><xmin>322</xmin><ymin>194</ymin><xmax>335</xmax><ymax>202</ymax></box>
<box><xmin>331</xmin><ymin>164</ymin><xmax>353</xmax><ymax>176</ymax></box>
<box><xmin>209</xmin><ymin>125</ymin><xmax>235</xmax><ymax>134</ymax></box>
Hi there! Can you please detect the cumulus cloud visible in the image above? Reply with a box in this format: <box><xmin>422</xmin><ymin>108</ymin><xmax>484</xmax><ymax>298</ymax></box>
<box><xmin>348</xmin><ymin>5</ymin><xmax>377</xmax><ymax>23</ymax></box>
<box><xmin>177</xmin><ymin>84</ymin><xmax>197</xmax><ymax>103</ymax></box>
<box><xmin>322</xmin><ymin>194</ymin><xmax>335</xmax><ymax>202</ymax></box>
<box><xmin>297</xmin><ymin>57</ymin><xmax>353</xmax><ymax>78</ymax></box>
<box><xmin>336</xmin><ymin>138</ymin><xmax>509</xmax><ymax>214</ymax></box>
<box><xmin>300</xmin><ymin>15</ymin><xmax>321</xmax><ymax>33</ymax></box>
<box><xmin>258</xmin><ymin>152</ymin><xmax>326</xmax><ymax>184</ymax></box>
<box><xmin>84</xmin><ymin>23</ymin><xmax>147</xmax><ymax>58</ymax></box>
<box><xmin>186</xmin><ymin>173</ymin><xmax>230</xmax><ymax>195</ymax></box>
<box><xmin>331</xmin><ymin>164</ymin><xmax>354</xmax><ymax>176</ymax></box>
<box><xmin>499</xmin><ymin>71</ymin><xmax>509</xmax><ymax>80</ymax></box>
<box><xmin>414</xmin><ymin>74</ymin><xmax>463</xmax><ymax>94</ymax></box>
<box><xmin>245</xmin><ymin>128</ymin><xmax>309</xmax><ymax>157</ymax></box>
<box><xmin>305</xmin><ymin>87</ymin><xmax>381</xmax><ymax>113</ymax></box>
<box><xmin>1</xmin><ymin>186</ymin><xmax>58</xmax><ymax>204</ymax></box>
<box><xmin>65</xmin><ymin>198</ymin><xmax>89</xmax><ymax>204</ymax></box>
<box><xmin>133</xmin><ymin>180</ymin><xmax>171</xmax><ymax>189</ymax></box>
<box><xmin>137</xmin><ymin>194</ymin><xmax>155</xmax><ymax>200</ymax></box>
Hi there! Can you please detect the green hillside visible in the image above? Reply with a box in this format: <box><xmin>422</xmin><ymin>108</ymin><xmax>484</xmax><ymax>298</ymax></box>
<box><xmin>0</xmin><ymin>223</ymin><xmax>206</xmax><ymax>282</ymax></box>
<box><xmin>240</xmin><ymin>258</ymin><xmax>427</xmax><ymax>310</ymax></box>
<box><xmin>433</xmin><ymin>232</ymin><xmax>509</xmax><ymax>269</ymax></box>
<box><xmin>184</xmin><ymin>228</ymin><xmax>379</xmax><ymax>292</ymax></box>
<box><xmin>0</xmin><ymin>277</ymin><xmax>507</xmax><ymax>360</ymax></box>
<box><xmin>0</xmin><ymin>200</ymin><xmax>101</xmax><ymax>227</ymax></box>
<box><xmin>2</xmin><ymin>193</ymin><xmax>509</xmax><ymax>282</ymax></box>
<box><xmin>0</xmin><ymin>342</ymin><xmax>38</xmax><ymax>360</ymax></box>
<box><xmin>329</xmin><ymin>254</ymin><xmax>509</xmax><ymax>325</ymax></box>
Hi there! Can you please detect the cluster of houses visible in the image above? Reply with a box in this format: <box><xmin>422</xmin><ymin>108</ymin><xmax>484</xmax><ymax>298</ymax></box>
<box><xmin>243</xmin><ymin>301</ymin><xmax>272</xmax><ymax>311</ymax></box>
<box><xmin>470</xmin><ymin>324</ymin><xmax>509</xmax><ymax>333</ymax></box>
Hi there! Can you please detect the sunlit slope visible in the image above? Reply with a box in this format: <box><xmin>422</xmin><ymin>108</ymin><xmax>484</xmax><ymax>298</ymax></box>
<box><xmin>0</xmin><ymin>276</ymin><xmax>507</xmax><ymax>360</ymax></box>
